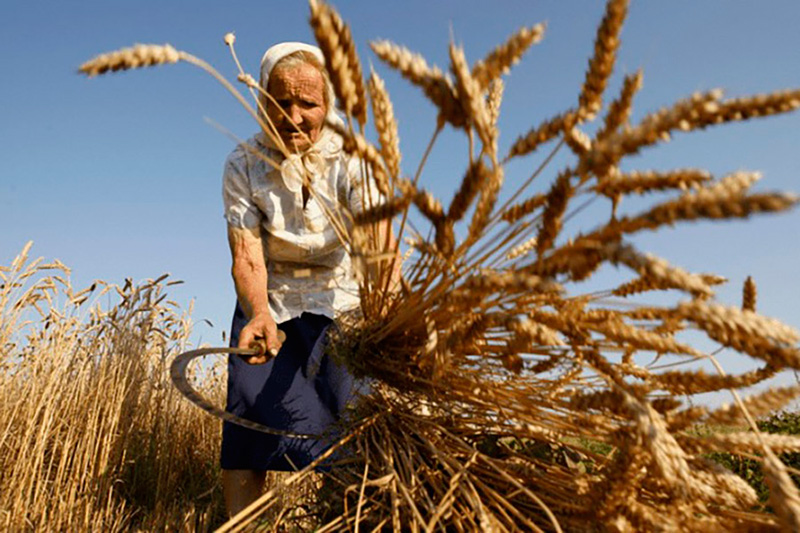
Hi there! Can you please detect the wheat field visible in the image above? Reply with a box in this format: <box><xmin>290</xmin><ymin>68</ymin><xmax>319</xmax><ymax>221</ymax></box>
<box><xmin>0</xmin><ymin>243</ymin><xmax>226</xmax><ymax>530</ymax></box>
<box><xmin>6</xmin><ymin>0</ymin><xmax>800</xmax><ymax>530</ymax></box>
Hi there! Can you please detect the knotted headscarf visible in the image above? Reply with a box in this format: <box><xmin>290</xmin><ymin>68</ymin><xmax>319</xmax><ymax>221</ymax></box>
<box><xmin>258</xmin><ymin>42</ymin><xmax>344</xmax><ymax>194</ymax></box>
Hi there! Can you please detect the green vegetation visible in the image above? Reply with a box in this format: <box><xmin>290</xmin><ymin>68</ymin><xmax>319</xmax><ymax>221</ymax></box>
<box><xmin>709</xmin><ymin>410</ymin><xmax>800</xmax><ymax>505</ymax></box>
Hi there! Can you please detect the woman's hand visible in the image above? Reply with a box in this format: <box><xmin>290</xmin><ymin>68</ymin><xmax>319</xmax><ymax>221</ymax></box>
<box><xmin>227</xmin><ymin>226</ymin><xmax>284</xmax><ymax>364</ymax></box>
<box><xmin>238</xmin><ymin>313</ymin><xmax>284</xmax><ymax>365</ymax></box>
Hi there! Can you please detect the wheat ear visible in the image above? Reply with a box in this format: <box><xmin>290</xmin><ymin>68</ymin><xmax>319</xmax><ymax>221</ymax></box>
<box><xmin>501</xmin><ymin>194</ymin><xmax>547</xmax><ymax>224</ymax></box>
<box><xmin>536</xmin><ymin>169</ymin><xmax>574</xmax><ymax>256</ymax></box>
<box><xmin>447</xmin><ymin>160</ymin><xmax>489</xmax><ymax>223</ymax></box>
<box><xmin>354</xmin><ymin>197</ymin><xmax>412</xmax><ymax>226</ymax></box>
<box><xmin>610</xmin><ymin>244</ymin><xmax>714</xmax><ymax>297</ymax></box>
<box><xmin>486</xmin><ymin>79</ymin><xmax>504</xmax><ymax>130</ymax></box>
<box><xmin>449</xmin><ymin>42</ymin><xmax>493</xmax><ymax>152</ymax></box>
<box><xmin>596</xmin><ymin>69</ymin><xmax>643</xmax><ymax>139</ymax></box>
<box><xmin>595</xmin><ymin>168</ymin><xmax>711</xmax><ymax>198</ymax></box>
<box><xmin>590</xmin><ymin>90</ymin><xmax>800</xmax><ymax>176</ymax></box>
<box><xmin>466</xmin><ymin>165</ymin><xmax>505</xmax><ymax>244</ymax></box>
<box><xmin>678</xmin><ymin>300</ymin><xmax>800</xmax><ymax>368</ymax></box>
<box><xmin>78</xmin><ymin>44</ymin><xmax>180</xmax><ymax>76</ymax></box>
<box><xmin>578</xmin><ymin>0</ymin><xmax>629</xmax><ymax>119</ymax></box>
<box><xmin>589</xmin><ymin>319</ymin><xmax>701</xmax><ymax>357</ymax></box>
<box><xmin>652</xmin><ymin>367</ymin><xmax>777</xmax><ymax>395</ymax></box>
<box><xmin>471</xmin><ymin>24</ymin><xmax>545</xmax><ymax>91</ymax></box>
<box><xmin>336</xmin><ymin>126</ymin><xmax>391</xmax><ymax>196</ymax></box>
<box><xmin>705</xmin><ymin>383</ymin><xmax>799</xmax><ymax>427</ymax></box>
<box><xmin>309</xmin><ymin>0</ymin><xmax>368</xmax><ymax>126</ymax></box>
<box><xmin>368</xmin><ymin>69</ymin><xmax>401</xmax><ymax>179</ymax></box>
<box><xmin>371</xmin><ymin>40</ymin><xmax>465</xmax><ymax>128</ymax></box>
<box><xmin>742</xmin><ymin>275</ymin><xmax>757</xmax><ymax>312</ymax></box>
<box><xmin>506</xmin><ymin>110</ymin><xmax>577</xmax><ymax>161</ymax></box>
<box><xmin>79</xmin><ymin>44</ymin><xmax>269</xmax><ymax>141</ymax></box>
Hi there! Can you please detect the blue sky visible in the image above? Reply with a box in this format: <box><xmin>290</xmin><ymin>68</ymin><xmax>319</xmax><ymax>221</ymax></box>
<box><xmin>2</xmin><ymin>1</ymin><xmax>800</xmax><ymax>399</ymax></box>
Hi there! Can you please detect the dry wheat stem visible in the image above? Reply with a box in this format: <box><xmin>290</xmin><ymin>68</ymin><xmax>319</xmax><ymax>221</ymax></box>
<box><xmin>493</xmin><ymin>138</ymin><xmax>566</xmax><ymax>228</ymax></box>
<box><xmin>223</xmin><ymin>32</ymin><xmax>262</xmax><ymax>117</ymax></box>
<box><xmin>390</xmin><ymin>123</ymin><xmax>443</xmax><ymax>286</ymax></box>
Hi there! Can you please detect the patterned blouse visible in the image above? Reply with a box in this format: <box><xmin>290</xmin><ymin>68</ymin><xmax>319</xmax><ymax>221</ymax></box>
<box><xmin>222</xmin><ymin>127</ymin><xmax>376</xmax><ymax>324</ymax></box>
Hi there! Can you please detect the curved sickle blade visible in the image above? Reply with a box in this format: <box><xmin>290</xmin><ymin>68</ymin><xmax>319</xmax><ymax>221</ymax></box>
<box><xmin>170</xmin><ymin>346</ymin><xmax>315</xmax><ymax>439</ymax></box>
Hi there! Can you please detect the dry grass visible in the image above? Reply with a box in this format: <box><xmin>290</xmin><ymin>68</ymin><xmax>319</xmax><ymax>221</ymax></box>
<box><xmin>70</xmin><ymin>0</ymin><xmax>800</xmax><ymax>530</ymax></box>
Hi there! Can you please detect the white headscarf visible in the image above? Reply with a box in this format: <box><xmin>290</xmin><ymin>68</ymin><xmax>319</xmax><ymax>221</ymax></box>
<box><xmin>258</xmin><ymin>42</ymin><xmax>344</xmax><ymax>194</ymax></box>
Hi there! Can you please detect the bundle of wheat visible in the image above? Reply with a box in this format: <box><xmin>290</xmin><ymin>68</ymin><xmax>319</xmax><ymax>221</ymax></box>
<box><xmin>79</xmin><ymin>0</ymin><xmax>800</xmax><ymax>530</ymax></box>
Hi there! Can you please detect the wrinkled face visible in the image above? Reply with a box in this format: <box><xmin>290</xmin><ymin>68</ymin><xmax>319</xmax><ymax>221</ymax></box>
<box><xmin>266</xmin><ymin>62</ymin><xmax>327</xmax><ymax>152</ymax></box>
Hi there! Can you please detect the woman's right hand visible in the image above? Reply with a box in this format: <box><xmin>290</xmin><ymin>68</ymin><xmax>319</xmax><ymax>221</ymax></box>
<box><xmin>238</xmin><ymin>313</ymin><xmax>283</xmax><ymax>365</ymax></box>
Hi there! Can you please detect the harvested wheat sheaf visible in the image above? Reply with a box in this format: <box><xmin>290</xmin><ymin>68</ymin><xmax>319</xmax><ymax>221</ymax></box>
<box><xmin>77</xmin><ymin>0</ymin><xmax>800</xmax><ymax>531</ymax></box>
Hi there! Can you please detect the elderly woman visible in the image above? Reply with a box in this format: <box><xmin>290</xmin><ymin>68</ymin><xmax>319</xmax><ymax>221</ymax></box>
<box><xmin>221</xmin><ymin>42</ymin><xmax>377</xmax><ymax>516</ymax></box>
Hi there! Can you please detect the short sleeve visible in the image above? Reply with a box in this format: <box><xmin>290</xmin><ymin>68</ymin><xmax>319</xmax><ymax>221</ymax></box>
<box><xmin>342</xmin><ymin>154</ymin><xmax>386</xmax><ymax>215</ymax></box>
<box><xmin>222</xmin><ymin>150</ymin><xmax>262</xmax><ymax>229</ymax></box>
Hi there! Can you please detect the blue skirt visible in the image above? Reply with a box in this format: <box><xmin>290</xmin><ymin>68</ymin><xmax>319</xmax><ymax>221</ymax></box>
<box><xmin>220</xmin><ymin>305</ymin><xmax>355</xmax><ymax>471</ymax></box>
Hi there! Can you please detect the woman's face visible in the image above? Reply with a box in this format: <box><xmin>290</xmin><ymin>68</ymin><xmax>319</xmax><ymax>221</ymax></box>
<box><xmin>266</xmin><ymin>62</ymin><xmax>328</xmax><ymax>152</ymax></box>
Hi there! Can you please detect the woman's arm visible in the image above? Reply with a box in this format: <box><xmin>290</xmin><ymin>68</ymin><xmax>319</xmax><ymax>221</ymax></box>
<box><xmin>228</xmin><ymin>225</ymin><xmax>282</xmax><ymax>364</ymax></box>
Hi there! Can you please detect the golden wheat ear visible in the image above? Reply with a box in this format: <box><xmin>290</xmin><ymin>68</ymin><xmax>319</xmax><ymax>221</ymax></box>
<box><xmin>368</xmin><ymin>69</ymin><xmax>401</xmax><ymax>179</ymax></box>
<box><xmin>309</xmin><ymin>0</ymin><xmax>368</xmax><ymax>126</ymax></box>
<box><xmin>78</xmin><ymin>44</ymin><xmax>182</xmax><ymax>76</ymax></box>
<box><xmin>79</xmin><ymin>42</ymin><xmax>274</xmax><ymax>147</ymax></box>
<box><xmin>742</xmin><ymin>275</ymin><xmax>757</xmax><ymax>312</ymax></box>
<box><xmin>471</xmin><ymin>23</ymin><xmax>545</xmax><ymax>91</ymax></box>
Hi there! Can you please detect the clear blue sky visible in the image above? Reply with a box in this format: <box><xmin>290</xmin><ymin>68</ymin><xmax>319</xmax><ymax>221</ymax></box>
<box><xmin>2</xmin><ymin>1</ymin><xmax>800</xmax><ymax>399</ymax></box>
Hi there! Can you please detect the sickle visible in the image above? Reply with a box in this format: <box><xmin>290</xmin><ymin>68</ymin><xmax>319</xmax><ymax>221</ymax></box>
<box><xmin>170</xmin><ymin>338</ymin><xmax>316</xmax><ymax>439</ymax></box>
